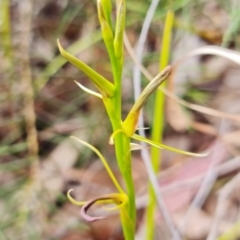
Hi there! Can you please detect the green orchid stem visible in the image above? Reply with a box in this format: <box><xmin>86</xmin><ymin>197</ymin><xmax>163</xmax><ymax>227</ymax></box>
<box><xmin>103</xmin><ymin>97</ymin><xmax>136</xmax><ymax>239</ymax></box>
<box><xmin>114</xmin><ymin>130</ymin><xmax>136</xmax><ymax>239</ymax></box>
<box><xmin>145</xmin><ymin>10</ymin><xmax>174</xmax><ymax>240</ymax></box>
<box><xmin>100</xmin><ymin>1</ymin><xmax>135</xmax><ymax>237</ymax></box>
<box><xmin>122</xmin><ymin>135</ymin><xmax>136</xmax><ymax>225</ymax></box>
<box><xmin>116</xmin><ymin>133</ymin><xmax>136</xmax><ymax>239</ymax></box>
<box><xmin>120</xmin><ymin>206</ymin><xmax>135</xmax><ymax>240</ymax></box>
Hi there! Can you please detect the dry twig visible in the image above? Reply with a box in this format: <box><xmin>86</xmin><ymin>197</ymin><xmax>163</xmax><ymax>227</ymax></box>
<box><xmin>16</xmin><ymin>0</ymin><xmax>39</xmax><ymax>178</ymax></box>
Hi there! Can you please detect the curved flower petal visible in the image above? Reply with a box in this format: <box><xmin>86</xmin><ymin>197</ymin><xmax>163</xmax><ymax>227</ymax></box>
<box><xmin>81</xmin><ymin>193</ymin><xmax>128</xmax><ymax>222</ymax></box>
<box><xmin>71</xmin><ymin>136</ymin><xmax>124</xmax><ymax>194</ymax></box>
<box><xmin>109</xmin><ymin>129</ymin><xmax>124</xmax><ymax>144</ymax></box>
<box><xmin>132</xmin><ymin>134</ymin><xmax>208</xmax><ymax>157</ymax></box>
<box><xmin>67</xmin><ymin>189</ymin><xmax>86</xmax><ymax>206</ymax></box>
<box><xmin>68</xmin><ymin>189</ymin><xmax>115</xmax><ymax>206</ymax></box>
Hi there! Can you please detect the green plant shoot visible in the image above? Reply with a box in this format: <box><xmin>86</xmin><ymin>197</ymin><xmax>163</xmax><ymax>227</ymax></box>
<box><xmin>58</xmin><ymin>2</ymin><xmax>206</xmax><ymax>239</ymax></box>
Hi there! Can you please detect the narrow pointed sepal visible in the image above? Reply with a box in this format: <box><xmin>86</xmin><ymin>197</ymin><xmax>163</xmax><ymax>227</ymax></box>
<box><xmin>132</xmin><ymin>134</ymin><xmax>208</xmax><ymax>157</ymax></box>
<box><xmin>130</xmin><ymin>143</ymin><xmax>147</xmax><ymax>151</ymax></box>
<box><xmin>57</xmin><ymin>40</ymin><xmax>115</xmax><ymax>98</ymax></box>
<box><xmin>74</xmin><ymin>80</ymin><xmax>103</xmax><ymax>99</ymax></box>
<box><xmin>122</xmin><ymin>66</ymin><xmax>172</xmax><ymax>137</ymax></box>
<box><xmin>70</xmin><ymin>136</ymin><xmax>124</xmax><ymax>193</ymax></box>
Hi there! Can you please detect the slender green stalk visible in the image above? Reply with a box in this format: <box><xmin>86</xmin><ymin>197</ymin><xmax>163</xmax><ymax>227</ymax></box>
<box><xmin>98</xmin><ymin>0</ymin><xmax>136</xmax><ymax>237</ymax></box>
<box><xmin>122</xmin><ymin>135</ymin><xmax>136</xmax><ymax>224</ymax></box>
<box><xmin>103</xmin><ymin>96</ymin><xmax>136</xmax><ymax>238</ymax></box>
<box><xmin>145</xmin><ymin>10</ymin><xmax>174</xmax><ymax>240</ymax></box>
